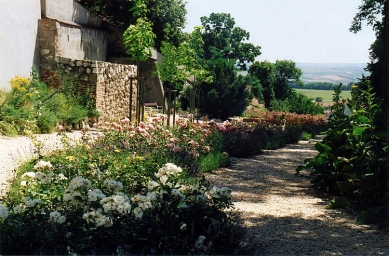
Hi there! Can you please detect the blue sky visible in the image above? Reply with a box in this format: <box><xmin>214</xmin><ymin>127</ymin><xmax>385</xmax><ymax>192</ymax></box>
<box><xmin>183</xmin><ymin>0</ymin><xmax>376</xmax><ymax>64</ymax></box>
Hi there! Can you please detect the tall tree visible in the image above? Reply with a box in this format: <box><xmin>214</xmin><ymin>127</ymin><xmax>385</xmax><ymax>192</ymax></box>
<box><xmin>248</xmin><ymin>61</ymin><xmax>275</xmax><ymax>108</ymax></box>
<box><xmin>273</xmin><ymin>60</ymin><xmax>303</xmax><ymax>100</ymax></box>
<box><xmin>200</xmin><ymin>13</ymin><xmax>261</xmax><ymax>70</ymax></box>
<box><xmin>350</xmin><ymin>0</ymin><xmax>388</xmax><ymax>130</ymax></box>
<box><xmin>198</xmin><ymin>13</ymin><xmax>261</xmax><ymax>119</ymax></box>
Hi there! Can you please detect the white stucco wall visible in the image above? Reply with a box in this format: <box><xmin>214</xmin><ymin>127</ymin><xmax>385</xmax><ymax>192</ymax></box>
<box><xmin>56</xmin><ymin>23</ymin><xmax>107</xmax><ymax>61</ymax></box>
<box><xmin>0</xmin><ymin>0</ymin><xmax>41</xmax><ymax>90</ymax></box>
<box><xmin>41</xmin><ymin>0</ymin><xmax>102</xmax><ymax>28</ymax></box>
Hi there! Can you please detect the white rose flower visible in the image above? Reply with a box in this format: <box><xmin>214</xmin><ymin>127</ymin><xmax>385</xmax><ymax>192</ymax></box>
<box><xmin>63</xmin><ymin>193</ymin><xmax>72</xmax><ymax>201</ymax></box>
<box><xmin>123</xmin><ymin>202</ymin><xmax>132</xmax><ymax>214</ymax></box>
<box><xmin>0</xmin><ymin>206</ymin><xmax>9</xmax><ymax>218</ymax></box>
<box><xmin>13</xmin><ymin>205</ymin><xmax>22</xmax><ymax>214</ymax></box>
<box><xmin>58</xmin><ymin>173</ymin><xmax>68</xmax><ymax>180</ymax></box>
<box><xmin>133</xmin><ymin>207</ymin><xmax>143</xmax><ymax>219</ymax></box>
<box><xmin>57</xmin><ymin>215</ymin><xmax>66</xmax><ymax>224</ymax></box>
<box><xmin>147</xmin><ymin>180</ymin><xmax>160</xmax><ymax>190</ymax></box>
<box><xmin>35</xmin><ymin>171</ymin><xmax>46</xmax><ymax>180</ymax></box>
<box><xmin>159</xmin><ymin>175</ymin><xmax>168</xmax><ymax>185</ymax></box>
<box><xmin>21</xmin><ymin>172</ymin><xmax>36</xmax><ymax>179</ymax></box>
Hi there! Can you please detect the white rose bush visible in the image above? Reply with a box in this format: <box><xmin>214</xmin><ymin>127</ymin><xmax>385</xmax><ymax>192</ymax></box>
<box><xmin>0</xmin><ymin>117</ymin><xmax>245</xmax><ymax>255</ymax></box>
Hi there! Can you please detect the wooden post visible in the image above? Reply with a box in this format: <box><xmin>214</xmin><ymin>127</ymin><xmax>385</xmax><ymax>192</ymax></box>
<box><xmin>129</xmin><ymin>77</ymin><xmax>134</xmax><ymax>123</ymax></box>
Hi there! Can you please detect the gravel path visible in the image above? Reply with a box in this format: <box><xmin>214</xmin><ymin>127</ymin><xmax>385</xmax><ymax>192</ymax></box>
<box><xmin>1</xmin><ymin>134</ymin><xmax>388</xmax><ymax>255</ymax></box>
<box><xmin>205</xmin><ymin>138</ymin><xmax>389</xmax><ymax>255</ymax></box>
<box><xmin>0</xmin><ymin>132</ymin><xmax>85</xmax><ymax>198</ymax></box>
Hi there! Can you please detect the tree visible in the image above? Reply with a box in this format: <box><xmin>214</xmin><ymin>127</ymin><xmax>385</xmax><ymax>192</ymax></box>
<box><xmin>198</xmin><ymin>13</ymin><xmax>261</xmax><ymax>119</ymax></box>
<box><xmin>273</xmin><ymin>60</ymin><xmax>303</xmax><ymax>100</ymax></box>
<box><xmin>200</xmin><ymin>13</ymin><xmax>261</xmax><ymax>70</ymax></box>
<box><xmin>350</xmin><ymin>0</ymin><xmax>387</xmax><ymax>103</ymax></box>
<box><xmin>248</xmin><ymin>61</ymin><xmax>275</xmax><ymax>108</ymax></box>
<box><xmin>156</xmin><ymin>26</ymin><xmax>211</xmax><ymax>90</ymax></box>
<box><xmin>78</xmin><ymin>0</ymin><xmax>187</xmax><ymax>49</ymax></box>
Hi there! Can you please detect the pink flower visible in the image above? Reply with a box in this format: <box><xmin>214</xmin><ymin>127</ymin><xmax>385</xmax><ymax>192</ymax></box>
<box><xmin>166</xmin><ymin>143</ymin><xmax>175</xmax><ymax>149</ymax></box>
<box><xmin>121</xmin><ymin>117</ymin><xmax>130</xmax><ymax>125</ymax></box>
<box><xmin>173</xmin><ymin>146</ymin><xmax>182</xmax><ymax>152</ymax></box>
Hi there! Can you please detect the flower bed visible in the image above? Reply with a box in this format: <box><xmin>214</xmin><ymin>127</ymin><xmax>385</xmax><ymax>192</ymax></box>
<box><xmin>0</xmin><ymin>113</ymin><xmax>327</xmax><ymax>254</ymax></box>
<box><xmin>223</xmin><ymin>112</ymin><xmax>328</xmax><ymax>157</ymax></box>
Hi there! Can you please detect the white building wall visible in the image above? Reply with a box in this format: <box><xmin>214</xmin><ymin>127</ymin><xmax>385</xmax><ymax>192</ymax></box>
<box><xmin>0</xmin><ymin>0</ymin><xmax>41</xmax><ymax>90</ymax></box>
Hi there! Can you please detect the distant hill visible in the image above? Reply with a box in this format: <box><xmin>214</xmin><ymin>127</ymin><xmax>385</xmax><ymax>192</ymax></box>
<box><xmin>297</xmin><ymin>63</ymin><xmax>370</xmax><ymax>84</ymax></box>
<box><xmin>240</xmin><ymin>63</ymin><xmax>370</xmax><ymax>84</ymax></box>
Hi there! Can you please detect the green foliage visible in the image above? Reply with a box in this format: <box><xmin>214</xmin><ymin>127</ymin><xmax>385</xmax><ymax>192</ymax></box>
<box><xmin>220</xmin><ymin>112</ymin><xmax>328</xmax><ymax>157</ymax></box>
<box><xmin>327</xmin><ymin>197</ymin><xmax>350</xmax><ymax>209</ymax></box>
<box><xmin>291</xmin><ymin>82</ymin><xmax>352</xmax><ymax>90</ymax></box>
<box><xmin>296</xmin><ymin>84</ymin><xmax>388</xmax><ymax>223</ymax></box>
<box><xmin>300</xmin><ymin>131</ymin><xmax>312</xmax><ymax>141</ymax></box>
<box><xmin>123</xmin><ymin>18</ymin><xmax>156</xmax><ymax>63</ymax></box>
<box><xmin>157</xmin><ymin>26</ymin><xmax>212</xmax><ymax>91</ymax></box>
<box><xmin>249</xmin><ymin>60</ymin><xmax>303</xmax><ymax>109</ymax></box>
<box><xmin>0</xmin><ymin>71</ymin><xmax>90</xmax><ymax>134</ymax></box>
<box><xmin>197</xmin><ymin>13</ymin><xmax>261</xmax><ymax>119</ymax></box>
<box><xmin>79</xmin><ymin>0</ymin><xmax>187</xmax><ymax>50</ymax></box>
<box><xmin>200</xmin><ymin>13</ymin><xmax>261</xmax><ymax>70</ymax></box>
<box><xmin>248</xmin><ymin>61</ymin><xmax>275</xmax><ymax>108</ymax></box>
<box><xmin>0</xmin><ymin>121</ymin><xmax>18</xmax><ymax>137</ymax></box>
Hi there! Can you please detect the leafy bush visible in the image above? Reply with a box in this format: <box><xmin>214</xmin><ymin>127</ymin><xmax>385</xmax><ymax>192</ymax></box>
<box><xmin>270</xmin><ymin>91</ymin><xmax>324</xmax><ymax>115</ymax></box>
<box><xmin>220</xmin><ymin>112</ymin><xmax>328</xmax><ymax>157</ymax></box>
<box><xmin>296</xmin><ymin>84</ymin><xmax>388</xmax><ymax>224</ymax></box>
<box><xmin>0</xmin><ymin>71</ymin><xmax>90</xmax><ymax>134</ymax></box>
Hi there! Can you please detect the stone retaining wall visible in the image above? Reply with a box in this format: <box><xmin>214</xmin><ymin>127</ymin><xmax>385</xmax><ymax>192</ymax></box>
<box><xmin>40</xmin><ymin>56</ymin><xmax>137</xmax><ymax>121</ymax></box>
<box><xmin>95</xmin><ymin>62</ymin><xmax>137</xmax><ymax>121</ymax></box>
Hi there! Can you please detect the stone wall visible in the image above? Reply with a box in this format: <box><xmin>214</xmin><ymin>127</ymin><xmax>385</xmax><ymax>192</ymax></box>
<box><xmin>0</xmin><ymin>0</ymin><xmax>41</xmax><ymax>90</ymax></box>
<box><xmin>95</xmin><ymin>62</ymin><xmax>137</xmax><ymax>121</ymax></box>
<box><xmin>40</xmin><ymin>56</ymin><xmax>137</xmax><ymax>121</ymax></box>
<box><xmin>39</xmin><ymin>19</ymin><xmax>107</xmax><ymax>63</ymax></box>
<box><xmin>109</xmin><ymin>53</ymin><xmax>165</xmax><ymax>108</ymax></box>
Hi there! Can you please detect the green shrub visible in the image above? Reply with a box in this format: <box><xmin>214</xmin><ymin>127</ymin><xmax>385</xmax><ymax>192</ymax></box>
<box><xmin>0</xmin><ymin>71</ymin><xmax>91</xmax><ymax>134</ymax></box>
<box><xmin>296</xmin><ymin>84</ymin><xmax>388</xmax><ymax>224</ymax></box>
<box><xmin>300</xmin><ymin>131</ymin><xmax>312</xmax><ymax>141</ymax></box>
<box><xmin>0</xmin><ymin>121</ymin><xmax>18</xmax><ymax>137</ymax></box>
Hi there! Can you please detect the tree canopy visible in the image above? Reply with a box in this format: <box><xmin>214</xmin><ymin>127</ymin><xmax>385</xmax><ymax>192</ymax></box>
<box><xmin>197</xmin><ymin>13</ymin><xmax>261</xmax><ymax>119</ymax></box>
<box><xmin>200</xmin><ymin>13</ymin><xmax>261</xmax><ymax>70</ymax></box>
<box><xmin>78</xmin><ymin>0</ymin><xmax>187</xmax><ymax>50</ymax></box>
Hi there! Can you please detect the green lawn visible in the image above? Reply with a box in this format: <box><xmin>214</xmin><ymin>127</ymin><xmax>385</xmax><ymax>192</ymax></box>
<box><xmin>294</xmin><ymin>88</ymin><xmax>352</xmax><ymax>103</ymax></box>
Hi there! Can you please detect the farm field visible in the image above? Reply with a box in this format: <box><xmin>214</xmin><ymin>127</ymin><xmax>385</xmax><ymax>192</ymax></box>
<box><xmin>295</xmin><ymin>88</ymin><xmax>352</xmax><ymax>103</ymax></box>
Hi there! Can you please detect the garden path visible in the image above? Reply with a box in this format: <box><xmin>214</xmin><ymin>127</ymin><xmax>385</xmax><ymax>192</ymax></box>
<box><xmin>205</xmin><ymin>137</ymin><xmax>389</xmax><ymax>255</ymax></box>
<box><xmin>1</xmin><ymin>133</ymin><xmax>388</xmax><ymax>255</ymax></box>
<box><xmin>0</xmin><ymin>131</ymin><xmax>85</xmax><ymax>198</ymax></box>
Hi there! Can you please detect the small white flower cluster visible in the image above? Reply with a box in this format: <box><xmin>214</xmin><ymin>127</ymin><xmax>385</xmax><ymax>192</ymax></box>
<box><xmin>100</xmin><ymin>193</ymin><xmax>132</xmax><ymax>214</ymax></box>
<box><xmin>13</xmin><ymin>205</ymin><xmax>22</xmax><ymax>214</ymax></box>
<box><xmin>23</xmin><ymin>197</ymin><xmax>41</xmax><ymax>207</ymax></box>
<box><xmin>21</xmin><ymin>172</ymin><xmax>36</xmax><ymax>179</ymax></box>
<box><xmin>63</xmin><ymin>177</ymin><xmax>92</xmax><ymax>206</ymax></box>
<box><xmin>35</xmin><ymin>171</ymin><xmax>54</xmax><ymax>185</ymax></box>
<box><xmin>104</xmin><ymin>179</ymin><xmax>123</xmax><ymax>192</ymax></box>
<box><xmin>155</xmin><ymin>163</ymin><xmax>183</xmax><ymax>185</ymax></box>
<box><xmin>207</xmin><ymin>186</ymin><xmax>232</xmax><ymax>199</ymax></box>
<box><xmin>87</xmin><ymin>189</ymin><xmax>106</xmax><ymax>202</ymax></box>
<box><xmin>34</xmin><ymin>160</ymin><xmax>53</xmax><ymax>170</ymax></box>
<box><xmin>130</xmin><ymin>192</ymin><xmax>159</xmax><ymax>219</ymax></box>
<box><xmin>49</xmin><ymin>211</ymin><xmax>66</xmax><ymax>224</ymax></box>
<box><xmin>0</xmin><ymin>205</ymin><xmax>9</xmax><ymax>218</ymax></box>
<box><xmin>83</xmin><ymin>208</ymin><xmax>113</xmax><ymax>227</ymax></box>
